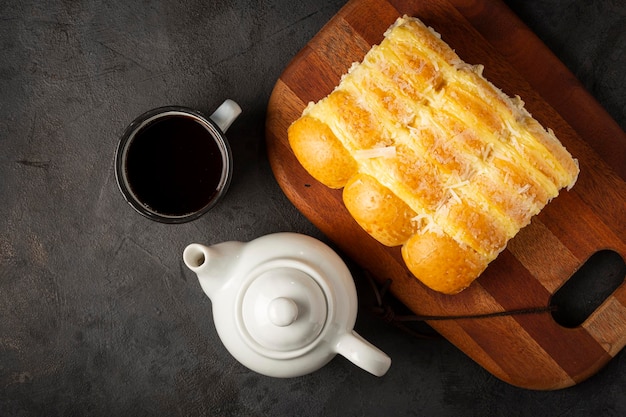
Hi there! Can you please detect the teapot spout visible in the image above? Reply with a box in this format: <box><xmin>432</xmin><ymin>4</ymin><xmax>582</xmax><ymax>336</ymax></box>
<box><xmin>183</xmin><ymin>242</ymin><xmax>242</xmax><ymax>299</ymax></box>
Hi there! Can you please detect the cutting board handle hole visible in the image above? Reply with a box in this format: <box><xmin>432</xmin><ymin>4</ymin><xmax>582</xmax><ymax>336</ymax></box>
<box><xmin>550</xmin><ymin>250</ymin><xmax>626</xmax><ymax>328</ymax></box>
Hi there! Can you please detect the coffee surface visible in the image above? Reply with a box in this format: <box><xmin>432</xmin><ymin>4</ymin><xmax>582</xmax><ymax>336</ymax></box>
<box><xmin>125</xmin><ymin>115</ymin><xmax>224</xmax><ymax>216</ymax></box>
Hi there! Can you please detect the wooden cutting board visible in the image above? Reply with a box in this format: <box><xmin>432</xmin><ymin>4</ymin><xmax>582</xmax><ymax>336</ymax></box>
<box><xmin>265</xmin><ymin>0</ymin><xmax>626</xmax><ymax>390</ymax></box>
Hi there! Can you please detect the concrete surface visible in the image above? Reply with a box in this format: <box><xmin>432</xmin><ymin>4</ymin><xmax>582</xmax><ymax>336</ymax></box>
<box><xmin>1</xmin><ymin>0</ymin><xmax>625</xmax><ymax>416</ymax></box>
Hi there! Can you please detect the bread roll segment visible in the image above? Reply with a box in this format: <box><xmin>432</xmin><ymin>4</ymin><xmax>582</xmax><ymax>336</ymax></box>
<box><xmin>288</xmin><ymin>115</ymin><xmax>358</xmax><ymax>189</ymax></box>
<box><xmin>343</xmin><ymin>173</ymin><xmax>417</xmax><ymax>247</ymax></box>
<box><xmin>402</xmin><ymin>231</ymin><xmax>489</xmax><ymax>295</ymax></box>
<box><xmin>287</xmin><ymin>16</ymin><xmax>579</xmax><ymax>294</ymax></box>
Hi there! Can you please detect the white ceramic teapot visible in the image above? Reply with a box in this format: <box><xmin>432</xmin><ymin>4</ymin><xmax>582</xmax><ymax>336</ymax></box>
<box><xmin>182</xmin><ymin>232</ymin><xmax>391</xmax><ymax>378</ymax></box>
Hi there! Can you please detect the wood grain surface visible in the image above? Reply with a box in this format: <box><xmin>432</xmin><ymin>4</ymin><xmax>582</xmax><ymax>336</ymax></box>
<box><xmin>265</xmin><ymin>0</ymin><xmax>626</xmax><ymax>390</ymax></box>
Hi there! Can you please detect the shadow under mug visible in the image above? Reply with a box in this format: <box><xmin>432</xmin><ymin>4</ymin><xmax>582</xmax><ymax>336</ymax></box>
<box><xmin>115</xmin><ymin>100</ymin><xmax>241</xmax><ymax>223</ymax></box>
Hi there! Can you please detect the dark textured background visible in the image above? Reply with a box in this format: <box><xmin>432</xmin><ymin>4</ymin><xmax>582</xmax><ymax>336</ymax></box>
<box><xmin>1</xmin><ymin>0</ymin><xmax>624</xmax><ymax>416</ymax></box>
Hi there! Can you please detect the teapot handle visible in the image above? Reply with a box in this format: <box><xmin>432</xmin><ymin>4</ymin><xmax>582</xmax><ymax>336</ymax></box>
<box><xmin>335</xmin><ymin>331</ymin><xmax>391</xmax><ymax>377</ymax></box>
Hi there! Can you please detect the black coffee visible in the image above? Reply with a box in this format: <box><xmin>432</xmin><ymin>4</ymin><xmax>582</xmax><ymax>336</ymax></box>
<box><xmin>125</xmin><ymin>115</ymin><xmax>224</xmax><ymax>217</ymax></box>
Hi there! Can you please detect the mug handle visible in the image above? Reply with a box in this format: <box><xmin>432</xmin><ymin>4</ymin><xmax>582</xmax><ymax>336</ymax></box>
<box><xmin>210</xmin><ymin>99</ymin><xmax>242</xmax><ymax>133</ymax></box>
<box><xmin>335</xmin><ymin>330</ymin><xmax>392</xmax><ymax>377</ymax></box>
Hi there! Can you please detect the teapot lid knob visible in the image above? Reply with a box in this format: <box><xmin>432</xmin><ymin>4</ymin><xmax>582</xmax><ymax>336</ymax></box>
<box><xmin>268</xmin><ymin>297</ymin><xmax>299</xmax><ymax>327</ymax></box>
<box><xmin>239</xmin><ymin>267</ymin><xmax>327</xmax><ymax>353</ymax></box>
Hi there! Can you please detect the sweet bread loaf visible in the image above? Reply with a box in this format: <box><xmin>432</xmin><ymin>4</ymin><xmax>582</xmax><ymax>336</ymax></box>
<box><xmin>288</xmin><ymin>16</ymin><xmax>579</xmax><ymax>294</ymax></box>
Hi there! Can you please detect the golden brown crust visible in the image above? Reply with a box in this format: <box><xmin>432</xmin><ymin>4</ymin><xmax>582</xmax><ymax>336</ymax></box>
<box><xmin>343</xmin><ymin>173</ymin><xmax>417</xmax><ymax>247</ymax></box>
<box><xmin>402</xmin><ymin>231</ymin><xmax>489</xmax><ymax>295</ymax></box>
<box><xmin>288</xmin><ymin>115</ymin><xmax>358</xmax><ymax>189</ymax></box>
<box><xmin>287</xmin><ymin>16</ymin><xmax>579</xmax><ymax>294</ymax></box>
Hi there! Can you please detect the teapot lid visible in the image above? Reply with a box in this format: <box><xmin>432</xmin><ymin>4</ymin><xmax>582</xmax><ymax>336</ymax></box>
<box><xmin>238</xmin><ymin>265</ymin><xmax>327</xmax><ymax>356</ymax></box>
